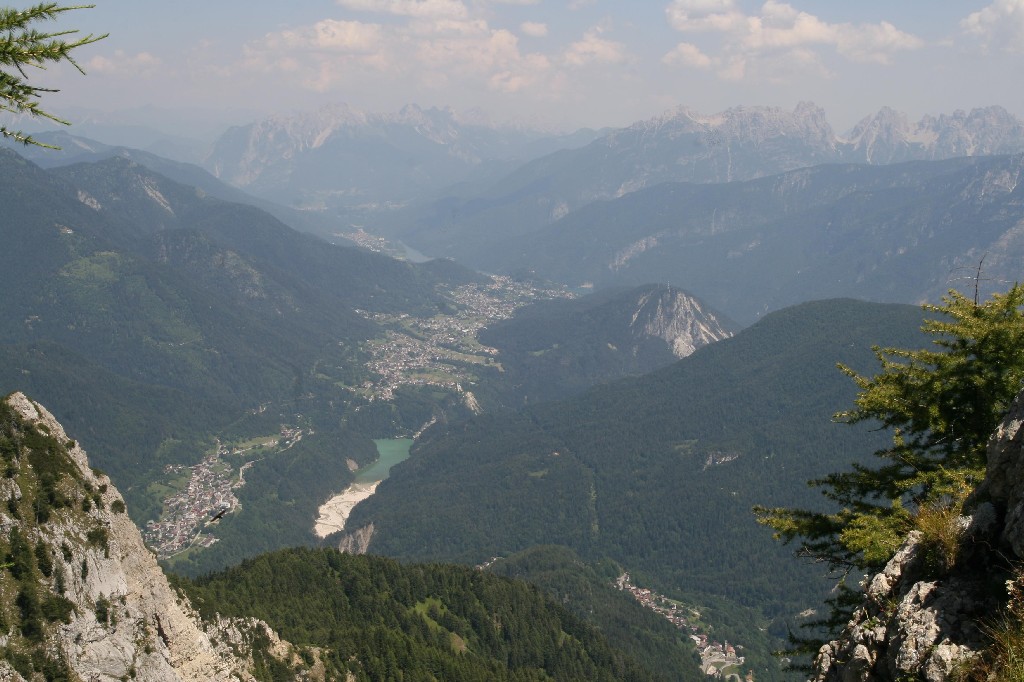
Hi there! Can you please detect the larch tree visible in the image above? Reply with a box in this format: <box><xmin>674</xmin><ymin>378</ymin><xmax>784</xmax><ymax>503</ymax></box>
<box><xmin>755</xmin><ymin>283</ymin><xmax>1024</xmax><ymax>641</ymax></box>
<box><xmin>1</xmin><ymin>3</ymin><xmax>105</xmax><ymax>147</ymax></box>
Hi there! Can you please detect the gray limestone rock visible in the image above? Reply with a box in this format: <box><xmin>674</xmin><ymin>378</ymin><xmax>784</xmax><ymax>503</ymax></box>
<box><xmin>810</xmin><ymin>388</ymin><xmax>1024</xmax><ymax>682</ymax></box>
<box><xmin>3</xmin><ymin>392</ymin><xmax>312</xmax><ymax>682</ymax></box>
<box><xmin>980</xmin><ymin>390</ymin><xmax>1024</xmax><ymax>556</ymax></box>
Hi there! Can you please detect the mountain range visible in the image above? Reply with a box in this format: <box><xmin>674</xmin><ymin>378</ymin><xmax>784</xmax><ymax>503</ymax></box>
<box><xmin>409</xmin><ymin>153</ymin><xmax>1024</xmax><ymax>325</ymax></box>
<box><xmin>382</xmin><ymin>104</ymin><xmax>1024</xmax><ymax>286</ymax></box>
<box><xmin>0</xmin><ymin>146</ymin><xmax>742</xmax><ymax>576</ymax></box>
<box><xmin>203</xmin><ymin>103</ymin><xmax>603</xmax><ymax>213</ymax></box>
<box><xmin>8</xmin><ymin>96</ymin><xmax>1024</xmax><ymax>679</ymax></box>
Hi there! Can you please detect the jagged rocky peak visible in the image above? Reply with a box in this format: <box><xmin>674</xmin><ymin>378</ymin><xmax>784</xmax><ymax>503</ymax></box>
<box><xmin>0</xmin><ymin>392</ymin><xmax>313</xmax><ymax>682</ymax></box>
<box><xmin>204</xmin><ymin>103</ymin><xmax>373</xmax><ymax>185</ymax></box>
<box><xmin>204</xmin><ymin>101</ymin><xmax>550</xmax><ymax>192</ymax></box>
<box><xmin>812</xmin><ymin>389</ymin><xmax>1024</xmax><ymax>682</ymax></box>
<box><xmin>842</xmin><ymin>106</ymin><xmax>913</xmax><ymax>163</ymax></box>
<box><xmin>931</xmin><ymin>105</ymin><xmax>1024</xmax><ymax>157</ymax></box>
<box><xmin>628</xmin><ymin>286</ymin><xmax>733</xmax><ymax>358</ymax></box>
<box><xmin>841</xmin><ymin>105</ymin><xmax>1024</xmax><ymax>164</ymax></box>
<box><xmin>259</xmin><ymin>102</ymin><xmax>370</xmax><ymax>142</ymax></box>
<box><xmin>609</xmin><ymin>101</ymin><xmax>1024</xmax><ymax>169</ymax></box>
<box><xmin>618</xmin><ymin>101</ymin><xmax>835</xmax><ymax>144</ymax></box>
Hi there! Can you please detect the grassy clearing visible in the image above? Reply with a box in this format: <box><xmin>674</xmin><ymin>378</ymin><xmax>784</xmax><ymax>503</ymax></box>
<box><xmin>229</xmin><ymin>435</ymin><xmax>280</xmax><ymax>452</ymax></box>
<box><xmin>413</xmin><ymin>597</ymin><xmax>445</xmax><ymax>633</ymax></box>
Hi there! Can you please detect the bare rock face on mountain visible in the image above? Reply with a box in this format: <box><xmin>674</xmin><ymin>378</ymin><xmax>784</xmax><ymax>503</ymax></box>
<box><xmin>594</xmin><ymin>101</ymin><xmax>840</xmax><ymax>190</ymax></box>
<box><xmin>628</xmin><ymin>286</ymin><xmax>732</xmax><ymax>358</ymax></box>
<box><xmin>979</xmin><ymin>390</ymin><xmax>1024</xmax><ymax>558</ymax></box>
<box><xmin>808</xmin><ymin>524</ymin><xmax>995</xmax><ymax>682</ymax></box>
<box><xmin>0</xmin><ymin>392</ymin><xmax>312</xmax><ymax>682</ymax></box>
<box><xmin>203</xmin><ymin>103</ymin><xmax>594</xmax><ymax>210</ymax></box>
<box><xmin>842</xmin><ymin>106</ymin><xmax>1024</xmax><ymax>165</ymax></box>
<box><xmin>811</xmin><ymin>390</ymin><xmax>1024</xmax><ymax>682</ymax></box>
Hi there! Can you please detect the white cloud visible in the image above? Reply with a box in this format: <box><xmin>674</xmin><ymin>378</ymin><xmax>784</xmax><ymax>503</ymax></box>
<box><xmin>86</xmin><ymin>50</ymin><xmax>162</xmax><ymax>76</ymax></box>
<box><xmin>336</xmin><ymin>0</ymin><xmax>468</xmax><ymax>19</ymax></box>
<box><xmin>407</xmin><ymin>18</ymin><xmax>490</xmax><ymax>36</ymax></box>
<box><xmin>273</xmin><ymin>20</ymin><xmax>383</xmax><ymax>52</ymax></box>
<box><xmin>241</xmin><ymin>9</ymin><xmax>555</xmax><ymax>98</ymax></box>
<box><xmin>962</xmin><ymin>0</ymin><xmax>1024</xmax><ymax>52</ymax></box>
<box><xmin>663</xmin><ymin>0</ymin><xmax>923</xmax><ymax>78</ymax></box>
<box><xmin>666</xmin><ymin>0</ymin><xmax>745</xmax><ymax>33</ymax></box>
<box><xmin>520</xmin><ymin>21</ymin><xmax>549</xmax><ymax>38</ymax></box>
<box><xmin>417</xmin><ymin>26</ymin><xmax>518</xmax><ymax>68</ymax></box>
<box><xmin>564</xmin><ymin>28</ymin><xmax>629</xmax><ymax>66</ymax></box>
<box><xmin>662</xmin><ymin>41</ymin><xmax>712</xmax><ymax>68</ymax></box>
<box><xmin>833</xmin><ymin>20</ymin><xmax>923</xmax><ymax>63</ymax></box>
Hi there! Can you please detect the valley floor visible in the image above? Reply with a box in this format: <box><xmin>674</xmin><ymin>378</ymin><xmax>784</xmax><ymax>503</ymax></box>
<box><xmin>314</xmin><ymin>481</ymin><xmax>379</xmax><ymax>538</ymax></box>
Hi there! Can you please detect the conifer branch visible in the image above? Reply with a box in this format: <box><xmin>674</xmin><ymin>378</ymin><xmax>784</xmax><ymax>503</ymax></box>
<box><xmin>0</xmin><ymin>3</ymin><xmax>107</xmax><ymax>147</ymax></box>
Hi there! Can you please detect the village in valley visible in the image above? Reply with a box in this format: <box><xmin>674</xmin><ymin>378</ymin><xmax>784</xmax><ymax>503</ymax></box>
<box><xmin>616</xmin><ymin>573</ymin><xmax>752</xmax><ymax>681</ymax></box>
<box><xmin>143</xmin><ymin>426</ymin><xmax>308</xmax><ymax>559</ymax></box>
<box><xmin>142</xmin><ymin>274</ymin><xmax>570</xmax><ymax>560</ymax></box>
<box><xmin>356</xmin><ymin>276</ymin><xmax>573</xmax><ymax>401</ymax></box>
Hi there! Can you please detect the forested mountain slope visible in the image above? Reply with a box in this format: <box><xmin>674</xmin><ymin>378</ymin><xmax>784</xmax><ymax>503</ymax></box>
<box><xmin>345</xmin><ymin>299</ymin><xmax>928</xmax><ymax>663</ymax></box>
<box><xmin>469</xmin><ymin>155</ymin><xmax>1024</xmax><ymax>324</ymax></box>
<box><xmin>387</xmin><ymin>104</ymin><xmax>1024</xmax><ymax>279</ymax></box>
<box><xmin>0</xmin><ymin>148</ymin><xmax>478</xmax><ymax>549</ymax></box>
<box><xmin>4</xmin><ymin>130</ymin><xmax>350</xmax><ymax>236</ymax></box>
<box><xmin>182</xmin><ymin>547</ymin><xmax>687</xmax><ymax>682</ymax></box>
<box><xmin>0</xmin><ymin>391</ymin><xmax>679</xmax><ymax>682</ymax></box>
<box><xmin>474</xmin><ymin>284</ymin><xmax>736</xmax><ymax>407</ymax></box>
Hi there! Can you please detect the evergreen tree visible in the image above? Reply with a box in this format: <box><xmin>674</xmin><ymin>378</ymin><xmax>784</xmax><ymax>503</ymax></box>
<box><xmin>756</xmin><ymin>284</ymin><xmax>1024</xmax><ymax>634</ymax></box>
<box><xmin>1</xmin><ymin>3</ymin><xmax>105</xmax><ymax>146</ymax></box>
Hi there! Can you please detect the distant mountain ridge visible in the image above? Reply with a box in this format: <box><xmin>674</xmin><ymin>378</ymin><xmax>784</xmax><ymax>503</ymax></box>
<box><xmin>536</xmin><ymin>102</ymin><xmax>1024</xmax><ymax>192</ymax></box>
<box><xmin>416</xmin><ymin>153</ymin><xmax>1024</xmax><ymax>325</ymax></box>
<box><xmin>3</xmin><ymin>131</ymin><xmax>353</xmax><ymax>236</ymax></box>
<box><xmin>387</xmin><ymin>103</ymin><xmax>1024</xmax><ymax>267</ymax></box>
<box><xmin>841</xmin><ymin>105</ymin><xmax>1024</xmax><ymax>164</ymax></box>
<box><xmin>203</xmin><ymin>102</ymin><xmax>602</xmax><ymax>211</ymax></box>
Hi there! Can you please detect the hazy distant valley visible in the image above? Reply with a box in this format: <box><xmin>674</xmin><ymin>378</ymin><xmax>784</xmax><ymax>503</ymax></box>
<box><xmin>6</xmin><ymin>98</ymin><xmax>1024</xmax><ymax>681</ymax></box>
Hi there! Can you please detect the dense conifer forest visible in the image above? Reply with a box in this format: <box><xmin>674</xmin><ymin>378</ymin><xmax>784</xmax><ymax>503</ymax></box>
<box><xmin>179</xmin><ymin>548</ymin><xmax>678</xmax><ymax>681</ymax></box>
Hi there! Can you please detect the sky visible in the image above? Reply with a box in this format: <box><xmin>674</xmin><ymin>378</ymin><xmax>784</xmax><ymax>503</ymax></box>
<box><xmin>24</xmin><ymin>0</ymin><xmax>1024</xmax><ymax>136</ymax></box>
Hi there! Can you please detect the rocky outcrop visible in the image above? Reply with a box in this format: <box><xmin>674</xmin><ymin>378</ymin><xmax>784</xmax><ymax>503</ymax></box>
<box><xmin>811</xmin><ymin>389</ymin><xmax>1024</xmax><ymax>682</ymax></box>
<box><xmin>628</xmin><ymin>286</ymin><xmax>733</xmax><ymax>358</ymax></box>
<box><xmin>841</xmin><ymin>106</ymin><xmax>1024</xmax><ymax>165</ymax></box>
<box><xmin>978</xmin><ymin>390</ymin><xmax>1024</xmax><ymax>557</ymax></box>
<box><xmin>203</xmin><ymin>103</ymin><xmax>590</xmax><ymax>209</ymax></box>
<box><xmin>809</xmin><ymin>523</ymin><xmax>996</xmax><ymax>682</ymax></box>
<box><xmin>336</xmin><ymin>522</ymin><xmax>375</xmax><ymax>555</ymax></box>
<box><xmin>0</xmin><ymin>392</ymin><xmax>312</xmax><ymax>682</ymax></box>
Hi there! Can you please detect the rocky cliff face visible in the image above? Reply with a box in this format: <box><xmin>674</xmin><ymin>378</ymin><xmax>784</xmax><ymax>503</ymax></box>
<box><xmin>841</xmin><ymin>106</ymin><xmax>1024</xmax><ymax>165</ymax></box>
<box><xmin>203</xmin><ymin>103</ymin><xmax>581</xmax><ymax>209</ymax></box>
<box><xmin>628</xmin><ymin>286</ymin><xmax>733</xmax><ymax>358</ymax></box>
<box><xmin>567</xmin><ymin>103</ymin><xmax>1024</xmax><ymax>198</ymax></box>
<box><xmin>598</xmin><ymin>101</ymin><xmax>840</xmax><ymax>187</ymax></box>
<box><xmin>811</xmin><ymin>389</ymin><xmax>1024</xmax><ymax>682</ymax></box>
<box><xmin>0</xmin><ymin>392</ymin><xmax>311</xmax><ymax>682</ymax></box>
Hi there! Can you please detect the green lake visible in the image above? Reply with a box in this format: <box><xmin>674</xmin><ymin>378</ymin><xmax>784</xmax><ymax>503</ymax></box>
<box><xmin>355</xmin><ymin>438</ymin><xmax>413</xmax><ymax>483</ymax></box>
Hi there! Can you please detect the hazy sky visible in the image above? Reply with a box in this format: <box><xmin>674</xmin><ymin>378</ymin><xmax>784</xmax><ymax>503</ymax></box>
<box><xmin>31</xmin><ymin>0</ymin><xmax>1024</xmax><ymax>134</ymax></box>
